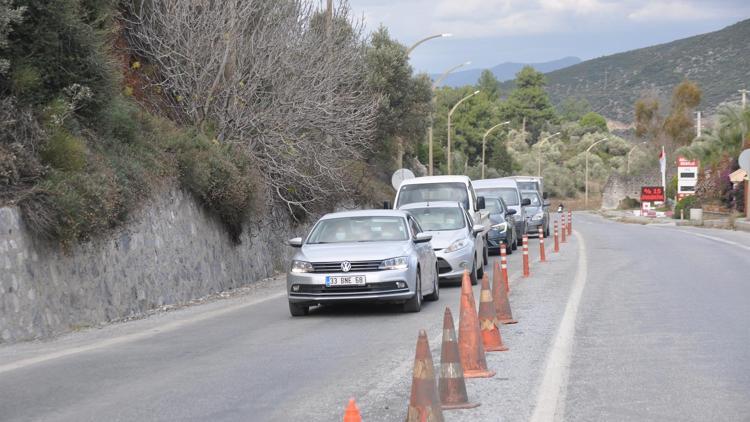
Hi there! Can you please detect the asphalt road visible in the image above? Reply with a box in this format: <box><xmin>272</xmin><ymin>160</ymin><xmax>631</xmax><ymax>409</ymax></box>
<box><xmin>0</xmin><ymin>213</ymin><xmax>748</xmax><ymax>421</ymax></box>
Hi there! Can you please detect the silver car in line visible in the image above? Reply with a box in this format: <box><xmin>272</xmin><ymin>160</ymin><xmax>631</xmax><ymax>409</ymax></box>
<box><xmin>399</xmin><ymin>202</ymin><xmax>484</xmax><ymax>285</ymax></box>
<box><xmin>286</xmin><ymin>210</ymin><xmax>439</xmax><ymax>316</ymax></box>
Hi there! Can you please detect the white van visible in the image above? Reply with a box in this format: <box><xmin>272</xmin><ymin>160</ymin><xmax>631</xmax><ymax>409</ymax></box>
<box><xmin>473</xmin><ymin>178</ymin><xmax>531</xmax><ymax>247</ymax></box>
<box><xmin>393</xmin><ymin>176</ymin><xmax>491</xmax><ymax>269</ymax></box>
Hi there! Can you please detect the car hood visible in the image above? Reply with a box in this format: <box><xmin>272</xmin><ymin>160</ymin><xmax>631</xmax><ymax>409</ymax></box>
<box><xmin>299</xmin><ymin>241</ymin><xmax>411</xmax><ymax>262</ymax></box>
<box><xmin>424</xmin><ymin>229</ymin><xmax>468</xmax><ymax>250</ymax></box>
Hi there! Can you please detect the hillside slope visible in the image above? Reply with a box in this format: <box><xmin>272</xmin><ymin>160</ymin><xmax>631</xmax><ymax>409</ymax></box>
<box><xmin>542</xmin><ymin>19</ymin><xmax>750</xmax><ymax>122</ymax></box>
<box><xmin>436</xmin><ymin>56</ymin><xmax>581</xmax><ymax>87</ymax></box>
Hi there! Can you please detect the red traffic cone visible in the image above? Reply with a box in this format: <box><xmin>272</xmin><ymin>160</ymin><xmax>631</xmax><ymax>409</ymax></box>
<box><xmin>343</xmin><ymin>398</ymin><xmax>362</xmax><ymax>422</ymax></box>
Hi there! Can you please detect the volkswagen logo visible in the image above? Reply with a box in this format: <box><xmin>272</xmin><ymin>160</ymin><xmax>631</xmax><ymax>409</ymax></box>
<box><xmin>340</xmin><ymin>261</ymin><xmax>352</xmax><ymax>272</ymax></box>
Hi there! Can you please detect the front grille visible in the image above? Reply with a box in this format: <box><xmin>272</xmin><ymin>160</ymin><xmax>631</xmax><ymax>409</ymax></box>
<box><xmin>437</xmin><ymin>258</ymin><xmax>452</xmax><ymax>274</ymax></box>
<box><xmin>310</xmin><ymin>260</ymin><xmax>383</xmax><ymax>273</ymax></box>
<box><xmin>294</xmin><ymin>281</ymin><xmax>404</xmax><ymax>294</ymax></box>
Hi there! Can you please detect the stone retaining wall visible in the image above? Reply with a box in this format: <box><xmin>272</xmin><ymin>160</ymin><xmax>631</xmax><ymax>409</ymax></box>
<box><xmin>0</xmin><ymin>188</ymin><xmax>303</xmax><ymax>343</ymax></box>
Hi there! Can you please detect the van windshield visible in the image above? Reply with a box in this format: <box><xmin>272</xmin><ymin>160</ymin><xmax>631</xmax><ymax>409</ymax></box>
<box><xmin>476</xmin><ymin>188</ymin><xmax>519</xmax><ymax>206</ymax></box>
<box><xmin>516</xmin><ymin>181</ymin><xmax>539</xmax><ymax>192</ymax></box>
<box><xmin>396</xmin><ymin>183</ymin><xmax>469</xmax><ymax>209</ymax></box>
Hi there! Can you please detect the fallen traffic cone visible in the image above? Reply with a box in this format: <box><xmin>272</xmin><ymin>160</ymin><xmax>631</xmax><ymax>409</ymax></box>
<box><xmin>538</xmin><ymin>226</ymin><xmax>546</xmax><ymax>262</ymax></box>
<box><xmin>343</xmin><ymin>398</ymin><xmax>362</xmax><ymax>422</ymax></box>
<box><xmin>478</xmin><ymin>274</ymin><xmax>508</xmax><ymax>352</ymax></box>
<box><xmin>458</xmin><ymin>271</ymin><xmax>495</xmax><ymax>378</ymax></box>
<box><xmin>492</xmin><ymin>262</ymin><xmax>517</xmax><ymax>325</ymax></box>
<box><xmin>500</xmin><ymin>243</ymin><xmax>510</xmax><ymax>293</ymax></box>
<box><xmin>522</xmin><ymin>235</ymin><xmax>530</xmax><ymax>277</ymax></box>
<box><xmin>406</xmin><ymin>330</ymin><xmax>445</xmax><ymax>422</ymax></box>
<box><xmin>439</xmin><ymin>307</ymin><xmax>480</xmax><ymax>410</ymax></box>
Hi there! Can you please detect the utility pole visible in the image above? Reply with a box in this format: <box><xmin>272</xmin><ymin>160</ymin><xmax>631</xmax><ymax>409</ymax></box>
<box><xmin>695</xmin><ymin>111</ymin><xmax>702</xmax><ymax>137</ymax></box>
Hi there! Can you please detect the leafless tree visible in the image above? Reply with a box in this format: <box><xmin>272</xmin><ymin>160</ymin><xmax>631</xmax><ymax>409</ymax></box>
<box><xmin>123</xmin><ymin>0</ymin><xmax>378</xmax><ymax>216</ymax></box>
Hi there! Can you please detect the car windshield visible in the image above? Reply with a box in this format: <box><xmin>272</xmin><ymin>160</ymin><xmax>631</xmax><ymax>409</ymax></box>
<box><xmin>476</xmin><ymin>188</ymin><xmax>519</xmax><ymax>205</ymax></box>
<box><xmin>307</xmin><ymin>216</ymin><xmax>408</xmax><ymax>243</ymax></box>
<box><xmin>397</xmin><ymin>183</ymin><xmax>469</xmax><ymax>209</ymax></box>
<box><xmin>484</xmin><ymin>198</ymin><xmax>505</xmax><ymax>214</ymax></box>
<box><xmin>521</xmin><ymin>192</ymin><xmax>542</xmax><ymax>206</ymax></box>
<box><xmin>408</xmin><ymin>207</ymin><xmax>466</xmax><ymax>231</ymax></box>
<box><xmin>516</xmin><ymin>181</ymin><xmax>539</xmax><ymax>192</ymax></box>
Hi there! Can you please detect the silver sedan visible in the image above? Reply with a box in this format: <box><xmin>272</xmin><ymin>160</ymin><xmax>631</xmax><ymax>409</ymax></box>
<box><xmin>286</xmin><ymin>210</ymin><xmax>439</xmax><ymax>316</ymax></box>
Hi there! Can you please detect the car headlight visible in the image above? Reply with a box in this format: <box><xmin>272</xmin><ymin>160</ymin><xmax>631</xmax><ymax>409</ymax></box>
<box><xmin>379</xmin><ymin>256</ymin><xmax>409</xmax><ymax>270</ymax></box>
<box><xmin>491</xmin><ymin>222</ymin><xmax>508</xmax><ymax>233</ymax></box>
<box><xmin>444</xmin><ymin>239</ymin><xmax>470</xmax><ymax>253</ymax></box>
<box><xmin>290</xmin><ymin>260</ymin><xmax>313</xmax><ymax>273</ymax></box>
<box><xmin>532</xmin><ymin>212</ymin><xmax>544</xmax><ymax>221</ymax></box>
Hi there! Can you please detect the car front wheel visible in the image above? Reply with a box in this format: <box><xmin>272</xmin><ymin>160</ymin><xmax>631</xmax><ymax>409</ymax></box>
<box><xmin>289</xmin><ymin>302</ymin><xmax>309</xmax><ymax>317</ymax></box>
<box><xmin>403</xmin><ymin>270</ymin><xmax>422</xmax><ymax>312</ymax></box>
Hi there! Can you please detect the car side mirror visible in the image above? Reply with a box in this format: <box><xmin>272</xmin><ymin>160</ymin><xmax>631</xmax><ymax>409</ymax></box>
<box><xmin>543</xmin><ymin>200</ymin><xmax>551</xmax><ymax>207</ymax></box>
<box><xmin>506</xmin><ymin>209</ymin><xmax>517</xmax><ymax>216</ymax></box>
<box><xmin>472</xmin><ymin>224</ymin><xmax>484</xmax><ymax>236</ymax></box>
<box><xmin>288</xmin><ymin>237</ymin><xmax>303</xmax><ymax>248</ymax></box>
<box><xmin>543</xmin><ymin>192</ymin><xmax>549</xmax><ymax>199</ymax></box>
<box><xmin>521</xmin><ymin>198</ymin><xmax>531</xmax><ymax>206</ymax></box>
<box><xmin>414</xmin><ymin>233</ymin><xmax>432</xmax><ymax>243</ymax></box>
<box><xmin>476</xmin><ymin>196</ymin><xmax>486</xmax><ymax>211</ymax></box>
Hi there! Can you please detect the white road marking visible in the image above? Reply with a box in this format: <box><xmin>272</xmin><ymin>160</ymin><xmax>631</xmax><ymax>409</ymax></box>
<box><xmin>530</xmin><ymin>231</ymin><xmax>587</xmax><ymax>422</ymax></box>
<box><xmin>0</xmin><ymin>291</ymin><xmax>286</xmax><ymax>375</ymax></box>
<box><xmin>677</xmin><ymin>231</ymin><xmax>750</xmax><ymax>251</ymax></box>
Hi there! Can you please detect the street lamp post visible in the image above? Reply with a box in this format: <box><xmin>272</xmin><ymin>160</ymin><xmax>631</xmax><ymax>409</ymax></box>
<box><xmin>447</xmin><ymin>90</ymin><xmax>480</xmax><ymax>175</ymax></box>
<box><xmin>429</xmin><ymin>61</ymin><xmax>471</xmax><ymax>175</ymax></box>
<box><xmin>481</xmin><ymin>121</ymin><xmax>510</xmax><ymax>179</ymax></box>
<box><xmin>585</xmin><ymin>137</ymin><xmax>608</xmax><ymax>209</ymax></box>
<box><xmin>626</xmin><ymin>142</ymin><xmax>648</xmax><ymax>174</ymax></box>
<box><xmin>536</xmin><ymin>132</ymin><xmax>561</xmax><ymax>177</ymax></box>
<box><xmin>406</xmin><ymin>33</ymin><xmax>452</xmax><ymax>55</ymax></box>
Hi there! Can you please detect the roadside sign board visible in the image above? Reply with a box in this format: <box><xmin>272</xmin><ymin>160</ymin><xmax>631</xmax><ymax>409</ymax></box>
<box><xmin>676</xmin><ymin>156</ymin><xmax>699</xmax><ymax>201</ymax></box>
<box><xmin>641</xmin><ymin>186</ymin><xmax>665</xmax><ymax>202</ymax></box>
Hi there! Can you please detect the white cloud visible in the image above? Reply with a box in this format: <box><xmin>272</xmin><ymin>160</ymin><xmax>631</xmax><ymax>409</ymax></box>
<box><xmin>627</xmin><ymin>1</ymin><xmax>733</xmax><ymax>22</ymax></box>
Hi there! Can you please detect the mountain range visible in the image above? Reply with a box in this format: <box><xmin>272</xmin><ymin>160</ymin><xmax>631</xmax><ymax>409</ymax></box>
<box><xmin>433</xmin><ymin>56</ymin><xmax>581</xmax><ymax>87</ymax></box>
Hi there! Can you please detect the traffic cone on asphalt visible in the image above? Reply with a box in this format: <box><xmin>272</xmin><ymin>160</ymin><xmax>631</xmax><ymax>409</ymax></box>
<box><xmin>500</xmin><ymin>244</ymin><xmax>510</xmax><ymax>293</ymax></box>
<box><xmin>439</xmin><ymin>307</ymin><xmax>480</xmax><ymax>410</ymax></box>
<box><xmin>553</xmin><ymin>220</ymin><xmax>559</xmax><ymax>253</ymax></box>
<box><xmin>522</xmin><ymin>235</ymin><xmax>530</xmax><ymax>277</ymax></box>
<box><xmin>343</xmin><ymin>399</ymin><xmax>362</xmax><ymax>422</ymax></box>
<box><xmin>561</xmin><ymin>215</ymin><xmax>567</xmax><ymax>243</ymax></box>
<box><xmin>568</xmin><ymin>210</ymin><xmax>573</xmax><ymax>235</ymax></box>
<box><xmin>492</xmin><ymin>261</ymin><xmax>517</xmax><ymax>325</ymax></box>
<box><xmin>458</xmin><ymin>272</ymin><xmax>495</xmax><ymax>378</ymax></box>
<box><xmin>538</xmin><ymin>227</ymin><xmax>546</xmax><ymax>262</ymax></box>
<box><xmin>406</xmin><ymin>330</ymin><xmax>444</xmax><ymax>422</ymax></box>
<box><xmin>478</xmin><ymin>274</ymin><xmax>508</xmax><ymax>352</ymax></box>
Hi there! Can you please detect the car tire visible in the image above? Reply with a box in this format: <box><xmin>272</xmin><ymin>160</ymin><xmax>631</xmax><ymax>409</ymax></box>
<box><xmin>424</xmin><ymin>267</ymin><xmax>439</xmax><ymax>302</ymax></box>
<box><xmin>289</xmin><ymin>302</ymin><xmax>309</xmax><ymax>317</ymax></box>
<box><xmin>403</xmin><ymin>270</ymin><xmax>422</xmax><ymax>312</ymax></box>
<box><xmin>516</xmin><ymin>233</ymin><xmax>523</xmax><ymax>247</ymax></box>
<box><xmin>470</xmin><ymin>262</ymin><xmax>479</xmax><ymax>285</ymax></box>
<box><xmin>482</xmin><ymin>243</ymin><xmax>489</xmax><ymax>266</ymax></box>
<box><xmin>506</xmin><ymin>241</ymin><xmax>513</xmax><ymax>255</ymax></box>
<box><xmin>511</xmin><ymin>232</ymin><xmax>518</xmax><ymax>250</ymax></box>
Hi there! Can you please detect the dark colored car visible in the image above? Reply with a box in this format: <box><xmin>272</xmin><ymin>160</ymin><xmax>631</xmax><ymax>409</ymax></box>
<box><xmin>483</xmin><ymin>197</ymin><xmax>518</xmax><ymax>254</ymax></box>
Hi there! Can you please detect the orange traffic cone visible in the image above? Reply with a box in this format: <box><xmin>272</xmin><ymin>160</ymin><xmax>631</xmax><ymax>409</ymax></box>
<box><xmin>343</xmin><ymin>398</ymin><xmax>362</xmax><ymax>422</ymax></box>
<box><xmin>561</xmin><ymin>214</ymin><xmax>567</xmax><ymax>243</ymax></box>
<box><xmin>458</xmin><ymin>271</ymin><xmax>495</xmax><ymax>378</ymax></box>
<box><xmin>492</xmin><ymin>263</ymin><xmax>517</xmax><ymax>325</ymax></box>
<box><xmin>439</xmin><ymin>307</ymin><xmax>480</xmax><ymax>410</ymax></box>
<box><xmin>553</xmin><ymin>220</ymin><xmax>559</xmax><ymax>253</ymax></box>
<box><xmin>538</xmin><ymin>226</ymin><xmax>546</xmax><ymax>263</ymax></box>
<box><xmin>478</xmin><ymin>274</ymin><xmax>508</xmax><ymax>352</ymax></box>
<box><xmin>406</xmin><ymin>330</ymin><xmax>445</xmax><ymax>422</ymax></box>
<box><xmin>522</xmin><ymin>235</ymin><xmax>530</xmax><ymax>277</ymax></box>
<box><xmin>568</xmin><ymin>210</ymin><xmax>572</xmax><ymax>235</ymax></box>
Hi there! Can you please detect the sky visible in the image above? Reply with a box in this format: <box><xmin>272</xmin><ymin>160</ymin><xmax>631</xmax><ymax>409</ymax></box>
<box><xmin>345</xmin><ymin>0</ymin><xmax>750</xmax><ymax>74</ymax></box>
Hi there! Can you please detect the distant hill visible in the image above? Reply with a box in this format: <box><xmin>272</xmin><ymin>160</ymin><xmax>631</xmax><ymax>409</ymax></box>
<box><xmin>539</xmin><ymin>19</ymin><xmax>750</xmax><ymax>122</ymax></box>
<box><xmin>435</xmin><ymin>56</ymin><xmax>581</xmax><ymax>87</ymax></box>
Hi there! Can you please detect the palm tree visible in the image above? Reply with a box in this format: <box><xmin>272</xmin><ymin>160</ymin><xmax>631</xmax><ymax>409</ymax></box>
<box><xmin>677</xmin><ymin>105</ymin><xmax>750</xmax><ymax>167</ymax></box>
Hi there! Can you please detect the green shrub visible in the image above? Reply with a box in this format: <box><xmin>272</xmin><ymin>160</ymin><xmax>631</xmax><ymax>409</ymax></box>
<box><xmin>673</xmin><ymin>195</ymin><xmax>699</xmax><ymax>219</ymax></box>
<box><xmin>40</xmin><ymin>128</ymin><xmax>87</xmax><ymax>172</ymax></box>
<box><xmin>177</xmin><ymin>134</ymin><xmax>258</xmax><ymax>242</ymax></box>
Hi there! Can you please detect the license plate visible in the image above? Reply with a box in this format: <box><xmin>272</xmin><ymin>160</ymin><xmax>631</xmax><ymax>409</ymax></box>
<box><xmin>325</xmin><ymin>275</ymin><xmax>366</xmax><ymax>287</ymax></box>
